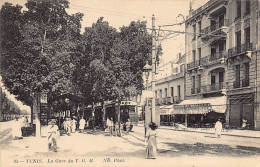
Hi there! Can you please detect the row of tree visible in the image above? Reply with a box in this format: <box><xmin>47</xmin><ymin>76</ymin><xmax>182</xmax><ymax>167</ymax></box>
<box><xmin>0</xmin><ymin>0</ymin><xmax>155</xmax><ymax>133</ymax></box>
<box><xmin>0</xmin><ymin>87</ymin><xmax>26</xmax><ymax>121</ymax></box>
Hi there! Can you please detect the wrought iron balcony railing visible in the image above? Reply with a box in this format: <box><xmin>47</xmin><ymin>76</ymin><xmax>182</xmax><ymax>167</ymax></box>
<box><xmin>200</xmin><ymin>82</ymin><xmax>227</xmax><ymax>93</ymax></box>
<box><xmin>228</xmin><ymin>43</ymin><xmax>252</xmax><ymax>58</ymax></box>
<box><xmin>201</xmin><ymin>19</ymin><xmax>228</xmax><ymax>37</ymax></box>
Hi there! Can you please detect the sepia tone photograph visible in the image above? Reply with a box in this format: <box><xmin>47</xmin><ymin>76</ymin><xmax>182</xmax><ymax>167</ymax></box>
<box><xmin>0</xmin><ymin>0</ymin><xmax>260</xmax><ymax>166</ymax></box>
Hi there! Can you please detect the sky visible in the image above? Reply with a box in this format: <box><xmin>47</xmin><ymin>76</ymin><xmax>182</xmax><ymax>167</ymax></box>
<box><xmin>0</xmin><ymin>0</ymin><xmax>208</xmax><ymax>112</ymax></box>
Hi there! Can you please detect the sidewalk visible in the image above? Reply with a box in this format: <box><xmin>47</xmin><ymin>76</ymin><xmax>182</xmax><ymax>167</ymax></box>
<box><xmin>137</xmin><ymin>122</ymin><xmax>260</xmax><ymax>139</ymax></box>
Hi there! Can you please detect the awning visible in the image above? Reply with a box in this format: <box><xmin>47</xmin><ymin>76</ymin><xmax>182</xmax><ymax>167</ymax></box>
<box><xmin>159</xmin><ymin>105</ymin><xmax>174</xmax><ymax>115</ymax></box>
<box><xmin>173</xmin><ymin>96</ymin><xmax>227</xmax><ymax>114</ymax></box>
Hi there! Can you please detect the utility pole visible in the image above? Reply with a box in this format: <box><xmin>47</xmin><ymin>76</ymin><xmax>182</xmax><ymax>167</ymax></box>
<box><xmin>151</xmin><ymin>15</ymin><xmax>156</xmax><ymax>123</ymax></box>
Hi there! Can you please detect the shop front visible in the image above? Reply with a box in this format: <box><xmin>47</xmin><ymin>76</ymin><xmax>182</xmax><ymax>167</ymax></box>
<box><xmin>173</xmin><ymin>96</ymin><xmax>227</xmax><ymax>128</ymax></box>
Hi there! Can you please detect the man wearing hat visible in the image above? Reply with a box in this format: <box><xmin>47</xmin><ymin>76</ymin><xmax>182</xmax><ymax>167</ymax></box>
<box><xmin>47</xmin><ymin>117</ymin><xmax>59</xmax><ymax>152</ymax></box>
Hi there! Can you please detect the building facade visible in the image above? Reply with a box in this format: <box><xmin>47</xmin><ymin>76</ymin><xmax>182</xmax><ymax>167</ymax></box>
<box><xmin>184</xmin><ymin>0</ymin><xmax>260</xmax><ymax>129</ymax></box>
<box><xmin>150</xmin><ymin>54</ymin><xmax>186</xmax><ymax>124</ymax></box>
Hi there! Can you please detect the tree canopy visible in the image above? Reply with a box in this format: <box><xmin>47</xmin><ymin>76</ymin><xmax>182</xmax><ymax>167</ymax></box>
<box><xmin>1</xmin><ymin>0</ymin><xmax>153</xmax><ymax>108</ymax></box>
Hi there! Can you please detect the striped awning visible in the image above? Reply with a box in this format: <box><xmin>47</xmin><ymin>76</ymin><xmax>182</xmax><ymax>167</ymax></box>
<box><xmin>173</xmin><ymin>96</ymin><xmax>227</xmax><ymax>114</ymax></box>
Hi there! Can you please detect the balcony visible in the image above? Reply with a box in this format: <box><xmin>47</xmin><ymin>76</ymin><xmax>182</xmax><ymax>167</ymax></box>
<box><xmin>233</xmin><ymin>81</ymin><xmax>240</xmax><ymax>89</ymax></box>
<box><xmin>199</xmin><ymin>51</ymin><xmax>227</xmax><ymax>67</ymax></box>
<box><xmin>162</xmin><ymin>98</ymin><xmax>166</xmax><ymax>104</ymax></box>
<box><xmin>242</xmin><ymin>79</ymin><xmax>249</xmax><ymax>87</ymax></box>
<box><xmin>174</xmin><ymin>96</ymin><xmax>181</xmax><ymax>103</ymax></box>
<box><xmin>228</xmin><ymin>43</ymin><xmax>253</xmax><ymax>58</ymax></box>
<box><xmin>201</xmin><ymin>19</ymin><xmax>228</xmax><ymax>41</ymax></box>
<box><xmin>187</xmin><ymin>60</ymin><xmax>201</xmax><ymax>71</ymax></box>
<box><xmin>166</xmin><ymin>96</ymin><xmax>174</xmax><ymax>104</ymax></box>
<box><xmin>200</xmin><ymin>82</ymin><xmax>227</xmax><ymax>94</ymax></box>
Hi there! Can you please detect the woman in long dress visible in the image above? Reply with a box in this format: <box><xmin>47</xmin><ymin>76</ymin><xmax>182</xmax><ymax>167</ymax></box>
<box><xmin>79</xmin><ymin>117</ymin><xmax>86</xmax><ymax>133</ymax></box>
<box><xmin>215</xmin><ymin>118</ymin><xmax>222</xmax><ymax>138</ymax></box>
<box><xmin>145</xmin><ymin>122</ymin><xmax>158</xmax><ymax>159</ymax></box>
<box><xmin>71</xmin><ymin>117</ymin><xmax>77</xmax><ymax>133</ymax></box>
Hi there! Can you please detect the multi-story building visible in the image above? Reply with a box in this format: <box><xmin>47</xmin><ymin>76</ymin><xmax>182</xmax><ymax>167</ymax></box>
<box><xmin>151</xmin><ymin>54</ymin><xmax>186</xmax><ymax>124</ymax></box>
<box><xmin>182</xmin><ymin>0</ymin><xmax>260</xmax><ymax>129</ymax></box>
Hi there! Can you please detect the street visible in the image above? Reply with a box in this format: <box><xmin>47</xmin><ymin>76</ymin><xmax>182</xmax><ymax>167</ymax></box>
<box><xmin>1</xmin><ymin>121</ymin><xmax>260</xmax><ymax>167</ymax></box>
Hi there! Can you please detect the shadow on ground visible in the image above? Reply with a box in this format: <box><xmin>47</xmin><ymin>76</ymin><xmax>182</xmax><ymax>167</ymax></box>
<box><xmin>160</xmin><ymin>142</ymin><xmax>260</xmax><ymax>157</ymax></box>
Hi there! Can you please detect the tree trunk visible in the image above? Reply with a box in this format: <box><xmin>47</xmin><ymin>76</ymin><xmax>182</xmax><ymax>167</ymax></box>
<box><xmin>102</xmin><ymin>101</ymin><xmax>106</xmax><ymax>130</ymax></box>
<box><xmin>0</xmin><ymin>88</ymin><xmax>3</xmax><ymax>122</ymax></box>
<box><xmin>33</xmin><ymin>93</ymin><xmax>41</xmax><ymax>137</ymax></box>
<box><xmin>117</xmin><ymin>99</ymin><xmax>121</xmax><ymax>136</ymax></box>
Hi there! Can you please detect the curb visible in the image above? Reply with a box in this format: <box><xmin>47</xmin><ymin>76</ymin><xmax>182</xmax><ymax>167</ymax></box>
<box><xmin>136</xmin><ymin>125</ymin><xmax>260</xmax><ymax>139</ymax></box>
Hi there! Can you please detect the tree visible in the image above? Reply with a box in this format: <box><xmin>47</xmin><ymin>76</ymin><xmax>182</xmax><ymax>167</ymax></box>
<box><xmin>0</xmin><ymin>0</ymin><xmax>83</xmax><ymax>135</ymax></box>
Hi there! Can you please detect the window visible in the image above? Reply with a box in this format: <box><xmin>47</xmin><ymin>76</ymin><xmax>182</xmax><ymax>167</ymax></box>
<box><xmin>219</xmin><ymin>72</ymin><xmax>224</xmax><ymax>83</ymax></box>
<box><xmin>191</xmin><ymin>76</ymin><xmax>195</xmax><ymax>94</ymax></box>
<box><xmin>198</xmin><ymin>21</ymin><xmax>201</xmax><ymax>36</ymax></box>
<box><xmin>197</xmin><ymin>75</ymin><xmax>201</xmax><ymax>93</ymax></box>
<box><xmin>177</xmin><ymin>85</ymin><xmax>181</xmax><ymax>98</ymax></box>
<box><xmin>211</xmin><ymin>47</ymin><xmax>216</xmax><ymax>59</ymax></box>
<box><xmin>245</xmin><ymin>0</ymin><xmax>250</xmax><ymax>15</ymax></box>
<box><xmin>236</xmin><ymin>31</ymin><xmax>241</xmax><ymax>52</ymax></box>
<box><xmin>165</xmin><ymin>88</ymin><xmax>167</xmax><ymax>98</ymax></box>
<box><xmin>193</xmin><ymin>24</ymin><xmax>196</xmax><ymax>40</ymax></box>
<box><xmin>155</xmin><ymin>91</ymin><xmax>157</xmax><ymax>99</ymax></box>
<box><xmin>159</xmin><ymin>90</ymin><xmax>162</xmax><ymax>98</ymax></box>
<box><xmin>235</xmin><ymin>65</ymin><xmax>240</xmax><ymax>88</ymax></box>
<box><xmin>236</xmin><ymin>1</ymin><xmax>241</xmax><ymax>19</ymax></box>
<box><xmin>243</xmin><ymin>63</ymin><xmax>249</xmax><ymax>87</ymax></box>
<box><xmin>192</xmin><ymin>50</ymin><xmax>196</xmax><ymax>62</ymax></box>
<box><xmin>219</xmin><ymin>15</ymin><xmax>225</xmax><ymax>28</ymax></box>
<box><xmin>170</xmin><ymin>87</ymin><xmax>174</xmax><ymax>97</ymax></box>
<box><xmin>245</xmin><ymin>27</ymin><xmax>250</xmax><ymax>46</ymax></box>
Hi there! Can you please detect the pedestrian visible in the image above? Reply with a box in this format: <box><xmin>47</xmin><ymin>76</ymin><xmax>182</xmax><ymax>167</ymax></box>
<box><xmin>12</xmin><ymin>117</ymin><xmax>23</xmax><ymax>140</ymax></box>
<box><xmin>79</xmin><ymin>116</ymin><xmax>86</xmax><ymax>133</ymax></box>
<box><xmin>71</xmin><ymin>117</ymin><xmax>77</xmax><ymax>133</ymax></box>
<box><xmin>64</xmin><ymin>117</ymin><xmax>71</xmax><ymax>136</ymax></box>
<box><xmin>126</xmin><ymin>118</ymin><xmax>131</xmax><ymax>134</ymax></box>
<box><xmin>47</xmin><ymin>117</ymin><xmax>59</xmax><ymax>152</ymax></box>
<box><xmin>242</xmin><ymin>118</ymin><xmax>247</xmax><ymax>129</ymax></box>
<box><xmin>115</xmin><ymin>121</ymin><xmax>121</xmax><ymax>137</ymax></box>
<box><xmin>215</xmin><ymin>118</ymin><xmax>222</xmax><ymax>138</ymax></box>
<box><xmin>107</xmin><ymin>117</ymin><xmax>113</xmax><ymax>137</ymax></box>
<box><xmin>145</xmin><ymin>122</ymin><xmax>158</xmax><ymax>159</ymax></box>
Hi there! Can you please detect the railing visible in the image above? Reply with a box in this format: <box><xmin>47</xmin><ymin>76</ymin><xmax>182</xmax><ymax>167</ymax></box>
<box><xmin>187</xmin><ymin>60</ymin><xmax>201</xmax><ymax>70</ymax></box>
<box><xmin>200</xmin><ymin>82</ymin><xmax>227</xmax><ymax>93</ymax></box>
<box><xmin>191</xmin><ymin>88</ymin><xmax>196</xmax><ymax>94</ymax></box>
<box><xmin>210</xmin><ymin>19</ymin><xmax>229</xmax><ymax>32</ymax></box>
<box><xmin>162</xmin><ymin>98</ymin><xmax>166</xmax><ymax>104</ymax></box>
<box><xmin>235</xmin><ymin>16</ymin><xmax>241</xmax><ymax>22</ymax></box>
<box><xmin>198</xmin><ymin>51</ymin><xmax>227</xmax><ymax>67</ymax></box>
<box><xmin>228</xmin><ymin>43</ymin><xmax>252</xmax><ymax>58</ymax></box>
<box><xmin>242</xmin><ymin>79</ymin><xmax>249</xmax><ymax>87</ymax></box>
<box><xmin>233</xmin><ymin>81</ymin><xmax>240</xmax><ymax>88</ymax></box>
<box><xmin>166</xmin><ymin>96</ymin><xmax>174</xmax><ymax>104</ymax></box>
<box><xmin>201</xmin><ymin>19</ymin><xmax>228</xmax><ymax>37</ymax></box>
<box><xmin>174</xmin><ymin>96</ymin><xmax>181</xmax><ymax>102</ymax></box>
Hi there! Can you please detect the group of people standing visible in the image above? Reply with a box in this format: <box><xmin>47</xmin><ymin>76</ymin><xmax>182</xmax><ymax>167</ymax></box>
<box><xmin>62</xmin><ymin>117</ymin><xmax>87</xmax><ymax>135</ymax></box>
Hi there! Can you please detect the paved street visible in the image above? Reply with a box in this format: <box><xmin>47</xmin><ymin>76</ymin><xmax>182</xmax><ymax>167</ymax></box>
<box><xmin>1</xmin><ymin>121</ymin><xmax>260</xmax><ymax>167</ymax></box>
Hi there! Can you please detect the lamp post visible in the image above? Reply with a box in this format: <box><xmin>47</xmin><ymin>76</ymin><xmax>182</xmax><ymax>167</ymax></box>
<box><xmin>143</xmin><ymin>60</ymin><xmax>152</xmax><ymax>137</ymax></box>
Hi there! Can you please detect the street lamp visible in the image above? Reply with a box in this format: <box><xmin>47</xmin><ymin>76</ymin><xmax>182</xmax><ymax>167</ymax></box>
<box><xmin>143</xmin><ymin>60</ymin><xmax>152</xmax><ymax>137</ymax></box>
